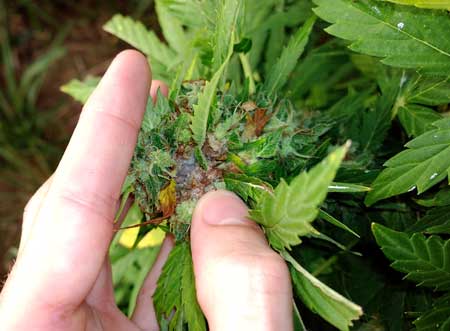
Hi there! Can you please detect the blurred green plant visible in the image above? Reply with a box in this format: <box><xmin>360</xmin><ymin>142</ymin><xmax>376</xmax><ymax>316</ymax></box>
<box><xmin>0</xmin><ymin>0</ymin><xmax>67</xmax><ymax>224</ymax></box>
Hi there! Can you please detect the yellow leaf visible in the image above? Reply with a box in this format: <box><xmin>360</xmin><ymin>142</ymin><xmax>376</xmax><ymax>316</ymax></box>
<box><xmin>119</xmin><ymin>227</ymin><xmax>140</xmax><ymax>248</ymax></box>
<box><xmin>158</xmin><ymin>179</ymin><xmax>177</xmax><ymax>216</ymax></box>
<box><xmin>118</xmin><ymin>202</ymin><xmax>143</xmax><ymax>248</ymax></box>
<box><xmin>137</xmin><ymin>227</ymin><xmax>166</xmax><ymax>249</ymax></box>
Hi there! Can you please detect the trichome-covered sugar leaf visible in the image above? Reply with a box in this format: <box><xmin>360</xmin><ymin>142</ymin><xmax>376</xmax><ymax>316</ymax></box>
<box><xmin>264</xmin><ymin>15</ymin><xmax>316</xmax><ymax>97</ymax></box>
<box><xmin>190</xmin><ymin>32</ymin><xmax>234</xmax><ymax>148</ymax></box>
<box><xmin>372</xmin><ymin>223</ymin><xmax>450</xmax><ymax>291</ymax></box>
<box><xmin>365</xmin><ymin>118</ymin><xmax>450</xmax><ymax>205</ymax></box>
<box><xmin>382</xmin><ymin>0</ymin><xmax>450</xmax><ymax>10</ymax></box>
<box><xmin>414</xmin><ymin>293</ymin><xmax>450</xmax><ymax>331</ymax></box>
<box><xmin>153</xmin><ymin>241</ymin><xmax>206</xmax><ymax>330</ymax></box>
<box><xmin>283</xmin><ymin>251</ymin><xmax>363</xmax><ymax>331</ymax></box>
<box><xmin>142</xmin><ymin>89</ymin><xmax>172</xmax><ymax>133</ymax></box>
<box><xmin>313</xmin><ymin>0</ymin><xmax>450</xmax><ymax>75</ymax></box>
<box><xmin>60</xmin><ymin>76</ymin><xmax>99</xmax><ymax>104</ymax></box>
<box><xmin>250</xmin><ymin>143</ymin><xmax>349</xmax><ymax>250</ymax></box>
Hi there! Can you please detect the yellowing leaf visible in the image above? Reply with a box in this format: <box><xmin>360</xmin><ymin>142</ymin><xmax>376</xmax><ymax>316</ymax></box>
<box><xmin>158</xmin><ymin>180</ymin><xmax>177</xmax><ymax>216</ymax></box>
<box><xmin>119</xmin><ymin>227</ymin><xmax>140</xmax><ymax>249</ymax></box>
<box><xmin>137</xmin><ymin>227</ymin><xmax>166</xmax><ymax>249</ymax></box>
<box><xmin>118</xmin><ymin>202</ymin><xmax>143</xmax><ymax>248</ymax></box>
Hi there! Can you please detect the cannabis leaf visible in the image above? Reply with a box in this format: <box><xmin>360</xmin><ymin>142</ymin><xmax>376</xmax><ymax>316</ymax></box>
<box><xmin>153</xmin><ymin>241</ymin><xmax>206</xmax><ymax>331</ymax></box>
<box><xmin>250</xmin><ymin>143</ymin><xmax>348</xmax><ymax>250</ymax></box>
<box><xmin>283</xmin><ymin>251</ymin><xmax>363</xmax><ymax>331</ymax></box>
<box><xmin>414</xmin><ymin>293</ymin><xmax>450</xmax><ymax>331</ymax></box>
<box><xmin>103</xmin><ymin>14</ymin><xmax>176</xmax><ymax>80</ymax></box>
<box><xmin>398</xmin><ymin>104</ymin><xmax>442</xmax><ymax>137</ymax></box>
<box><xmin>190</xmin><ymin>33</ymin><xmax>234</xmax><ymax>148</ymax></box>
<box><xmin>408</xmin><ymin>206</ymin><xmax>450</xmax><ymax>234</ymax></box>
<box><xmin>154</xmin><ymin>0</ymin><xmax>187</xmax><ymax>55</ymax></box>
<box><xmin>313</xmin><ymin>0</ymin><xmax>450</xmax><ymax>75</ymax></box>
<box><xmin>415</xmin><ymin>187</ymin><xmax>450</xmax><ymax>207</ymax></box>
<box><xmin>365</xmin><ymin>118</ymin><xmax>450</xmax><ymax>205</ymax></box>
<box><xmin>60</xmin><ymin>76</ymin><xmax>99</xmax><ymax>104</ymax></box>
<box><xmin>224</xmin><ymin>173</ymin><xmax>272</xmax><ymax>204</ymax></box>
<box><xmin>264</xmin><ymin>15</ymin><xmax>316</xmax><ymax>97</ymax></box>
<box><xmin>394</xmin><ymin>74</ymin><xmax>449</xmax><ymax>137</ymax></box>
<box><xmin>372</xmin><ymin>223</ymin><xmax>450</xmax><ymax>291</ymax></box>
<box><xmin>382</xmin><ymin>0</ymin><xmax>450</xmax><ymax>10</ymax></box>
<box><xmin>212</xmin><ymin>0</ymin><xmax>242</xmax><ymax>71</ymax></box>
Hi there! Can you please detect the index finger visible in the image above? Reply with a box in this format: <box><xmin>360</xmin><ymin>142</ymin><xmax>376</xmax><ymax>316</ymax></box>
<box><xmin>14</xmin><ymin>50</ymin><xmax>151</xmax><ymax>307</ymax></box>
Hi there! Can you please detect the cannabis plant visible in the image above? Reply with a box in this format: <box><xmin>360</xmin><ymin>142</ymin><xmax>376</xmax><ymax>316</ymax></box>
<box><xmin>63</xmin><ymin>0</ymin><xmax>450</xmax><ymax>330</ymax></box>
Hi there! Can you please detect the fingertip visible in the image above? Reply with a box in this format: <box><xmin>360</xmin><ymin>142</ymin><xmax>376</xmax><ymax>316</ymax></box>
<box><xmin>114</xmin><ymin>49</ymin><xmax>152</xmax><ymax>84</ymax></box>
<box><xmin>193</xmin><ymin>190</ymin><xmax>252</xmax><ymax>226</ymax></box>
<box><xmin>190</xmin><ymin>190</ymin><xmax>294</xmax><ymax>330</ymax></box>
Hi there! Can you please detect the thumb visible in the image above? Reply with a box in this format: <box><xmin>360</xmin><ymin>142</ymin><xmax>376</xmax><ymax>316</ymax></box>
<box><xmin>190</xmin><ymin>190</ymin><xmax>293</xmax><ymax>331</ymax></box>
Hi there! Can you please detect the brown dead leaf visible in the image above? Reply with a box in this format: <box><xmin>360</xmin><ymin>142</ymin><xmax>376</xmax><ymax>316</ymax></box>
<box><xmin>246</xmin><ymin>108</ymin><xmax>271</xmax><ymax>137</ymax></box>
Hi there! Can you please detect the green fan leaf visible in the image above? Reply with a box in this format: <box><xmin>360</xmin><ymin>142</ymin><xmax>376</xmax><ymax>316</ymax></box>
<box><xmin>405</xmin><ymin>75</ymin><xmax>450</xmax><ymax>106</ymax></box>
<box><xmin>283</xmin><ymin>251</ymin><xmax>363</xmax><ymax>331</ymax></box>
<box><xmin>318</xmin><ymin>209</ymin><xmax>360</xmax><ymax>238</ymax></box>
<box><xmin>414</xmin><ymin>293</ymin><xmax>450</xmax><ymax>331</ymax></box>
<box><xmin>190</xmin><ymin>32</ymin><xmax>234</xmax><ymax>147</ymax></box>
<box><xmin>103</xmin><ymin>14</ymin><xmax>175</xmax><ymax>69</ymax></box>
<box><xmin>365</xmin><ymin>118</ymin><xmax>450</xmax><ymax>205</ymax></box>
<box><xmin>155</xmin><ymin>0</ymin><xmax>187</xmax><ymax>55</ymax></box>
<box><xmin>313</xmin><ymin>0</ymin><xmax>450</xmax><ymax>75</ymax></box>
<box><xmin>397</xmin><ymin>104</ymin><xmax>442</xmax><ymax>137</ymax></box>
<box><xmin>372</xmin><ymin>223</ymin><xmax>450</xmax><ymax>291</ymax></box>
<box><xmin>60</xmin><ymin>76</ymin><xmax>100</xmax><ymax>104</ymax></box>
<box><xmin>250</xmin><ymin>143</ymin><xmax>349</xmax><ymax>250</ymax></box>
<box><xmin>153</xmin><ymin>241</ymin><xmax>206</xmax><ymax>331</ymax></box>
<box><xmin>212</xmin><ymin>0</ymin><xmax>242</xmax><ymax>71</ymax></box>
<box><xmin>394</xmin><ymin>74</ymin><xmax>448</xmax><ymax>137</ymax></box>
<box><xmin>408</xmin><ymin>206</ymin><xmax>450</xmax><ymax>234</ymax></box>
<box><xmin>382</xmin><ymin>0</ymin><xmax>450</xmax><ymax>10</ymax></box>
<box><xmin>415</xmin><ymin>187</ymin><xmax>450</xmax><ymax>207</ymax></box>
<box><xmin>264</xmin><ymin>15</ymin><xmax>316</xmax><ymax>97</ymax></box>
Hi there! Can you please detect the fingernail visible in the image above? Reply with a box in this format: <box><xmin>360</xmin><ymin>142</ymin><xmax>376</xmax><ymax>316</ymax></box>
<box><xmin>198</xmin><ymin>190</ymin><xmax>251</xmax><ymax>226</ymax></box>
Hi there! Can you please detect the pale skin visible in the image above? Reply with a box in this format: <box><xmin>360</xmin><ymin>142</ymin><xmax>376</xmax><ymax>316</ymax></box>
<box><xmin>0</xmin><ymin>50</ymin><xmax>293</xmax><ymax>331</ymax></box>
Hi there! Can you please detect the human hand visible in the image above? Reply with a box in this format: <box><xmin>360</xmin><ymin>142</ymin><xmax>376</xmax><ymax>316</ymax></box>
<box><xmin>0</xmin><ymin>50</ymin><xmax>293</xmax><ymax>331</ymax></box>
